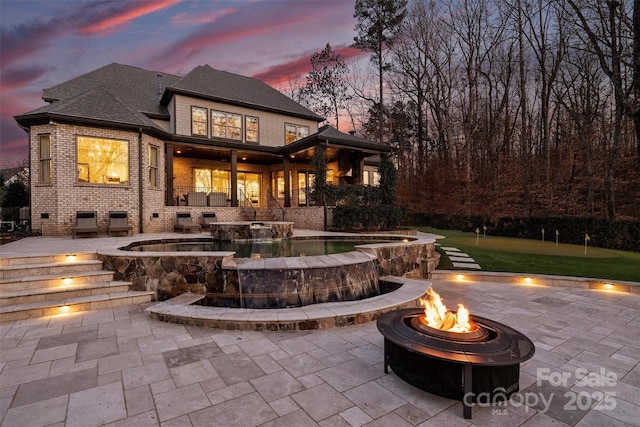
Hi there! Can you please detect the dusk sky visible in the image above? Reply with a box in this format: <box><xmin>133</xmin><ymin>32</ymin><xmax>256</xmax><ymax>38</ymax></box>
<box><xmin>0</xmin><ymin>0</ymin><xmax>367</xmax><ymax>167</ymax></box>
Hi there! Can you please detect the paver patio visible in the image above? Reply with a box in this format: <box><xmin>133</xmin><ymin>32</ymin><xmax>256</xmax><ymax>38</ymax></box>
<box><xmin>1</xmin><ymin>234</ymin><xmax>639</xmax><ymax>426</ymax></box>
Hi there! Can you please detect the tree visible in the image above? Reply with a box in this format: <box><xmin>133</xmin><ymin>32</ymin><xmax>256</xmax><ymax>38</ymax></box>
<box><xmin>565</xmin><ymin>0</ymin><xmax>638</xmax><ymax>219</ymax></box>
<box><xmin>378</xmin><ymin>152</ymin><xmax>397</xmax><ymax>205</ymax></box>
<box><xmin>353</xmin><ymin>0</ymin><xmax>407</xmax><ymax>143</ymax></box>
<box><xmin>301</xmin><ymin>44</ymin><xmax>350</xmax><ymax>128</ymax></box>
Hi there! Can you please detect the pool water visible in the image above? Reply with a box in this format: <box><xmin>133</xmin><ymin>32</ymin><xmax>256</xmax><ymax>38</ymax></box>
<box><xmin>124</xmin><ymin>237</ymin><xmax>398</xmax><ymax>258</ymax></box>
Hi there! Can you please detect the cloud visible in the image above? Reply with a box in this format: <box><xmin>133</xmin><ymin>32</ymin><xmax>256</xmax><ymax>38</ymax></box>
<box><xmin>145</xmin><ymin>1</ymin><xmax>333</xmax><ymax>71</ymax></box>
<box><xmin>170</xmin><ymin>7</ymin><xmax>238</xmax><ymax>27</ymax></box>
<box><xmin>79</xmin><ymin>0</ymin><xmax>183</xmax><ymax>36</ymax></box>
<box><xmin>0</xmin><ymin>65</ymin><xmax>48</xmax><ymax>92</ymax></box>
<box><xmin>252</xmin><ymin>45</ymin><xmax>366</xmax><ymax>86</ymax></box>
<box><xmin>1</xmin><ymin>0</ymin><xmax>182</xmax><ymax>67</ymax></box>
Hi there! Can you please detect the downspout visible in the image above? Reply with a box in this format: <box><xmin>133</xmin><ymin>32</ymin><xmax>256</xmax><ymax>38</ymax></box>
<box><xmin>138</xmin><ymin>128</ymin><xmax>144</xmax><ymax>234</ymax></box>
<box><xmin>19</xmin><ymin>125</ymin><xmax>32</xmax><ymax>230</ymax></box>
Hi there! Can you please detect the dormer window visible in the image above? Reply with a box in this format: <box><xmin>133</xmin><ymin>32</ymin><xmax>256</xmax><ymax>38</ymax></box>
<box><xmin>191</xmin><ymin>107</ymin><xmax>208</xmax><ymax>136</ymax></box>
<box><xmin>212</xmin><ymin>110</ymin><xmax>242</xmax><ymax>140</ymax></box>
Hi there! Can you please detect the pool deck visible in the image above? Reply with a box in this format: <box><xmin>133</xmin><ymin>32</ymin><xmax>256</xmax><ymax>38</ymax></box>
<box><xmin>1</xmin><ymin>231</ymin><xmax>639</xmax><ymax>426</ymax></box>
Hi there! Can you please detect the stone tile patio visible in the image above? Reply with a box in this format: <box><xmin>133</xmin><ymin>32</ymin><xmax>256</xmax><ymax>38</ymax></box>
<box><xmin>1</xmin><ymin>234</ymin><xmax>639</xmax><ymax>426</ymax></box>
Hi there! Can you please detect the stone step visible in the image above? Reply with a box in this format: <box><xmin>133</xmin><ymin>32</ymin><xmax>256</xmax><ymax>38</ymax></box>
<box><xmin>0</xmin><ymin>270</ymin><xmax>115</xmax><ymax>292</ymax></box>
<box><xmin>0</xmin><ymin>260</ymin><xmax>104</xmax><ymax>279</ymax></box>
<box><xmin>0</xmin><ymin>291</ymin><xmax>156</xmax><ymax>323</ymax></box>
<box><xmin>0</xmin><ymin>253</ymin><xmax>97</xmax><ymax>267</ymax></box>
<box><xmin>0</xmin><ymin>281</ymin><xmax>132</xmax><ymax>307</ymax></box>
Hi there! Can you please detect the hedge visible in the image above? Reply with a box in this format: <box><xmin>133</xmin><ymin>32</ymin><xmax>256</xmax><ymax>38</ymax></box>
<box><xmin>332</xmin><ymin>205</ymin><xmax>405</xmax><ymax>231</ymax></box>
<box><xmin>404</xmin><ymin>213</ymin><xmax>640</xmax><ymax>252</ymax></box>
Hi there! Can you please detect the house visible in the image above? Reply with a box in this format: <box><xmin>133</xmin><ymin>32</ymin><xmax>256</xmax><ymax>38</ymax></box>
<box><xmin>14</xmin><ymin>63</ymin><xmax>390</xmax><ymax>236</ymax></box>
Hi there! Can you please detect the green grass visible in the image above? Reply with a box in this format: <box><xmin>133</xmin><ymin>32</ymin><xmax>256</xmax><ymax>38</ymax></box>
<box><xmin>415</xmin><ymin>227</ymin><xmax>640</xmax><ymax>282</ymax></box>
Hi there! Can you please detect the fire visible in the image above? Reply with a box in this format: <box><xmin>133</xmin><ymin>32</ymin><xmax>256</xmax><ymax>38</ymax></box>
<box><xmin>419</xmin><ymin>287</ymin><xmax>473</xmax><ymax>333</ymax></box>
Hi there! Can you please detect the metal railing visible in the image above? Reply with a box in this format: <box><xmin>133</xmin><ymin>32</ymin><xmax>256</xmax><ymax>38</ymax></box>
<box><xmin>238</xmin><ymin>188</ymin><xmax>256</xmax><ymax>221</ymax></box>
<box><xmin>266</xmin><ymin>190</ymin><xmax>285</xmax><ymax>221</ymax></box>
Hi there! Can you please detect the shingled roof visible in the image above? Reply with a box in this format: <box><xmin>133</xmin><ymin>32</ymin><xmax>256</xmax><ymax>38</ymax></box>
<box><xmin>16</xmin><ymin>63</ymin><xmax>323</xmax><ymax>129</ymax></box>
<box><xmin>42</xmin><ymin>63</ymin><xmax>181</xmax><ymax>118</ymax></box>
<box><xmin>162</xmin><ymin>65</ymin><xmax>323</xmax><ymax>121</ymax></box>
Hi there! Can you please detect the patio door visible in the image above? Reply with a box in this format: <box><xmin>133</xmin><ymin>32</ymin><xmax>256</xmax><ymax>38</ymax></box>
<box><xmin>298</xmin><ymin>172</ymin><xmax>315</xmax><ymax>206</ymax></box>
<box><xmin>238</xmin><ymin>172</ymin><xmax>261</xmax><ymax>206</ymax></box>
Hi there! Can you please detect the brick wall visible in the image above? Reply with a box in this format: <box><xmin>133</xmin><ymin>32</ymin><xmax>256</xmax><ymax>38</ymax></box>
<box><xmin>30</xmin><ymin>123</ymin><xmax>168</xmax><ymax>236</ymax></box>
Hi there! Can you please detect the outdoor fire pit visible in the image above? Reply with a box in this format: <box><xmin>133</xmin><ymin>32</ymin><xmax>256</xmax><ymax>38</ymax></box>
<box><xmin>377</xmin><ymin>288</ymin><xmax>535</xmax><ymax>419</ymax></box>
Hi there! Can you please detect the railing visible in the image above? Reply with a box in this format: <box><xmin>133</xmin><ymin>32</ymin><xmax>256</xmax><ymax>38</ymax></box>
<box><xmin>238</xmin><ymin>188</ymin><xmax>256</xmax><ymax>221</ymax></box>
<box><xmin>266</xmin><ymin>190</ymin><xmax>285</xmax><ymax>221</ymax></box>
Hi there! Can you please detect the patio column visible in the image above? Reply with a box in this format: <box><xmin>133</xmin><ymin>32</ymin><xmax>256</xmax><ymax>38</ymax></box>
<box><xmin>283</xmin><ymin>157</ymin><xmax>291</xmax><ymax>207</ymax></box>
<box><xmin>231</xmin><ymin>150</ymin><xmax>238</xmax><ymax>207</ymax></box>
<box><xmin>165</xmin><ymin>143</ymin><xmax>174</xmax><ymax>205</ymax></box>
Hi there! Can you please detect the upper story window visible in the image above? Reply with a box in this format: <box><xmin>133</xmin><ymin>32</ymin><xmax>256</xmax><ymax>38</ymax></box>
<box><xmin>245</xmin><ymin>116</ymin><xmax>259</xmax><ymax>143</ymax></box>
<box><xmin>38</xmin><ymin>134</ymin><xmax>52</xmax><ymax>184</ymax></box>
<box><xmin>77</xmin><ymin>136</ymin><xmax>129</xmax><ymax>184</ymax></box>
<box><xmin>212</xmin><ymin>110</ymin><xmax>242</xmax><ymax>140</ymax></box>
<box><xmin>285</xmin><ymin>123</ymin><xmax>309</xmax><ymax>144</ymax></box>
<box><xmin>149</xmin><ymin>145</ymin><xmax>158</xmax><ymax>187</ymax></box>
<box><xmin>191</xmin><ymin>106</ymin><xmax>208</xmax><ymax>136</ymax></box>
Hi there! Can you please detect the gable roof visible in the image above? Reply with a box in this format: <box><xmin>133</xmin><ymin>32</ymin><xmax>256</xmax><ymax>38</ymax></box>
<box><xmin>15</xmin><ymin>62</ymin><xmax>323</xmax><ymax>130</ymax></box>
<box><xmin>42</xmin><ymin>63</ymin><xmax>181</xmax><ymax>118</ymax></box>
<box><xmin>284</xmin><ymin>124</ymin><xmax>391</xmax><ymax>154</ymax></box>
<box><xmin>23</xmin><ymin>86</ymin><xmax>159</xmax><ymax>129</ymax></box>
<box><xmin>162</xmin><ymin>65</ymin><xmax>323</xmax><ymax>121</ymax></box>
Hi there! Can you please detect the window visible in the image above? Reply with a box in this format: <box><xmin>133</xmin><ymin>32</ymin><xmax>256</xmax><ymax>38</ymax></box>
<box><xmin>149</xmin><ymin>145</ymin><xmax>158</xmax><ymax>187</ymax></box>
<box><xmin>363</xmin><ymin>170</ymin><xmax>370</xmax><ymax>185</ymax></box>
<box><xmin>77</xmin><ymin>136</ymin><xmax>129</xmax><ymax>184</ymax></box>
<box><xmin>285</xmin><ymin>123</ymin><xmax>309</xmax><ymax>144</ymax></box>
<box><xmin>212</xmin><ymin>110</ymin><xmax>241</xmax><ymax>140</ymax></box>
<box><xmin>192</xmin><ymin>107</ymin><xmax>208</xmax><ymax>136</ymax></box>
<box><xmin>194</xmin><ymin>168</ymin><xmax>231</xmax><ymax>197</ymax></box>
<box><xmin>373</xmin><ymin>171</ymin><xmax>381</xmax><ymax>186</ymax></box>
<box><xmin>38</xmin><ymin>134</ymin><xmax>51</xmax><ymax>184</ymax></box>
<box><xmin>245</xmin><ymin>116</ymin><xmax>259</xmax><ymax>143</ymax></box>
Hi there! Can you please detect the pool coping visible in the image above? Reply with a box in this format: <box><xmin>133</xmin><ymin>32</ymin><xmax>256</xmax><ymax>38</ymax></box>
<box><xmin>145</xmin><ymin>275</ymin><xmax>429</xmax><ymax>331</ymax></box>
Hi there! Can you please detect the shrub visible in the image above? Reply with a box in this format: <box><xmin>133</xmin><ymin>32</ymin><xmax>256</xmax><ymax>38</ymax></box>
<box><xmin>332</xmin><ymin>205</ymin><xmax>405</xmax><ymax>231</ymax></box>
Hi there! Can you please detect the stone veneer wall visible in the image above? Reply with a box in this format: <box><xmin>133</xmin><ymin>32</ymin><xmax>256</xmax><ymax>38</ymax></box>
<box><xmin>359</xmin><ymin>240</ymin><xmax>440</xmax><ymax>279</ymax></box>
<box><xmin>99</xmin><ymin>237</ymin><xmax>439</xmax><ymax>302</ymax></box>
<box><xmin>99</xmin><ymin>253</ymin><xmax>229</xmax><ymax>301</ymax></box>
<box><xmin>284</xmin><ymin>207</ymin><xmax>331</xmax><ymax>230</ymax></box>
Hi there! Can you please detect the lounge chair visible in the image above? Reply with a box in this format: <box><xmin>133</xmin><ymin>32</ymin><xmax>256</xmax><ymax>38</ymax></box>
<box><xmin>108</xmin><ymin>211</ymin><xmax>133</xmax><ymax>236</ymax></box>
<box><xmin>174</xmin><ymin>212</ymin><xmax>202</xmax><ymax>233</ymax></box>
<box><xmin>201</xmin><ymin>212</ymin><xmax>217</xmax><ymax>230</ymax></box>
<box><xmin>72</xmin><ymin>211</ymin><xmax>99</xmax><ymax>239</ymax></box>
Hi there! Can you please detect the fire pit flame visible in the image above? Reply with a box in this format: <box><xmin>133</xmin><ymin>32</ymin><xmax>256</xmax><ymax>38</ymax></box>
<box><xmin>419</xmin><ymin>287</ymin><xmax>475</xmax><ymax>333</ymax></box>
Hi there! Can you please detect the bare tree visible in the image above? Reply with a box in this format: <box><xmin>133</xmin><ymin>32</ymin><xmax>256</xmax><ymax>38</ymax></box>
<box><xmin>565</xmin><ymin>0</ymin><xmax>637</xmax><ymax>219</ymax></box>
<box><xmin>300</xmin><ymin>44</ymin><xmax>350</xmax><ymax>128</ymax></box>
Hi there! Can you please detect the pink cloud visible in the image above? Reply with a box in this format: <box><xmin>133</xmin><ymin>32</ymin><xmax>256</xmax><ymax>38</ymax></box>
<box><xmin>79</xmin><ymin>0</ymin><xmax>183</xmax><ymax>36</ymax></box>
<box><xmin>170</xmin><ymin>7</ymin><xmax>238</xmax><ymax>27</ymax></box>
<box><xmin>252</xmin><ymin>45</ymin><xmax>367</xmax><ymax>86</ymax></box>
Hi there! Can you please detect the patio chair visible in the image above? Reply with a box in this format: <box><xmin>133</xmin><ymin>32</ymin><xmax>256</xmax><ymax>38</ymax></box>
<box><xmin>208</xmin><ymin>192</ymin><xmax>227</xmax><ymax>207</ymax></box>
<box><xmin>201</xmin><ymin>212</ymin><xmax>217</xmax><ymax>230</ymax></box>
<box><xmin>187</xmin><ymin>191</ymin><xmax>207</xmax><ymax>207</ymax></box>
<box><xmin>174</xmin><ymin>212</ymin><xmax>202</xmax><ymax>233</ymax></box>
<box><xmin>72</xmin><ymin>211</ymin><xmax>99</xmax><ymax>239</ymax></box>
<box><xmin>108</xmin><ymin>211</ymin><xmax>133</xmax><ymax>237</ymax></box>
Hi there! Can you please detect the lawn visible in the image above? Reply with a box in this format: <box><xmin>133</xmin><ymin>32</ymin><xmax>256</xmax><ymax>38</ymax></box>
<box><xmin>415</xmin><ymin>227</ymin><xmax>640</xmax><ymax>282</ymax></box>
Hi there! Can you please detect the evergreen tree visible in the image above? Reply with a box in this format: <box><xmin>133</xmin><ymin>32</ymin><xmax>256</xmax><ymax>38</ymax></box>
<box><xmin>353</xmin><ymin>0</ymin><xmax>407</xmax><ymax>143</ymax></box>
